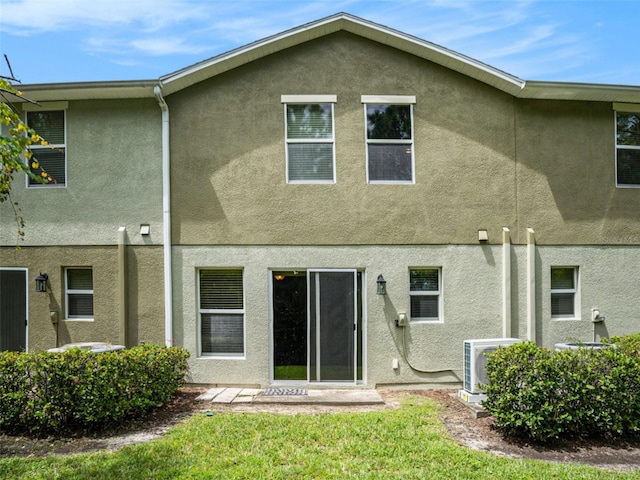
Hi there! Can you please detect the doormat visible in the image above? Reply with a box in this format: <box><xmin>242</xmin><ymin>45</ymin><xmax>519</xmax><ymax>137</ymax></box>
<box><xmin>263</xmin><ymin>388</ymin><xmax>308</xmax><ymax>396</ymax></box>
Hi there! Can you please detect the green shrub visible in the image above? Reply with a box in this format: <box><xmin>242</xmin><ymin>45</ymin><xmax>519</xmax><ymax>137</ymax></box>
<box><xmin>483</xmin><ymin>340</ymin><xmax>640</xmax><ymax>443</ymax></box>
<box><xmin>606</xmin><ymin>331</ymin><xmax>640</xmax><ymax>358</ymax></box>
<box><xmin>0</xmin><ymin>344</ymin><xmax>189</xmax><ymax>434</ymax></box>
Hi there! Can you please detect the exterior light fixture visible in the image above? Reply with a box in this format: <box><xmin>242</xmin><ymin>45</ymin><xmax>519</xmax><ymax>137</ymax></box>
<box><xmin>376</xmin><ymin>274</ymin><xmax>387</xmax><ymax>295</ymax></box>
<box><xmin>478</xmin><ymin>229</ymin><xmax>488</xmax><ymax>242</ymax></box>
<box><xmin>140</xmin><ymin>224</ymin><xmax>150</xmax><ymax>236</ymax></box>
<box><xmin>35</xmin><ymin>273</ymin><xmax>49</xmax><ymax>293</ymax></box>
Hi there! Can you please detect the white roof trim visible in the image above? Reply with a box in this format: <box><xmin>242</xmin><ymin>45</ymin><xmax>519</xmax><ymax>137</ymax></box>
<box><xmin>160</xmin><ymin>13</ymin><xmax>526</xmax><ymax>97</ymax></box>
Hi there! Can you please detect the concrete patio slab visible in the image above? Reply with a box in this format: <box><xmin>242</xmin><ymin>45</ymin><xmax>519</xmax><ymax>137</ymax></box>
<box><xmin>196</xmin><ymin>387</ymin><xmax>385</xmax><ymax>405</ymax></box>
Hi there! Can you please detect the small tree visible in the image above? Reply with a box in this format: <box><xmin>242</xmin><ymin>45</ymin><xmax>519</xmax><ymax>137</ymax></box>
<box><xmin>1</xmin><ymin>58</ymin><xmax>53</xmax><ymax>241</ymax></box>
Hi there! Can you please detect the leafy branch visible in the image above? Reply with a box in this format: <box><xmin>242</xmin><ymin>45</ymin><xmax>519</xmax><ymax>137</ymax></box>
<box><xmin>1</xmin><ymin>56</ymin><xmax>53</xmax><ymax>243</ymax></box>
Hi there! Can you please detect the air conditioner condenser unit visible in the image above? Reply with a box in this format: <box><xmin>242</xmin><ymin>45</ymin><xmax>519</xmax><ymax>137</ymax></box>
<box><xmin>463</xmin><ymin>338</ymin><xmax>523</xmax><ymax>394</ymax></box>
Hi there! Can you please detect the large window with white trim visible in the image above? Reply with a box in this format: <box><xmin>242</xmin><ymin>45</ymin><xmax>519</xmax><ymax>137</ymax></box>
<box><xmin>409</xmin><ymin>268</ymin><xmax>441</xmax><ymax>322</ymax></box>
<box><xmin>616</xmin><ymin>109</ymin><xmax>640</xmax><ymax>187</ymax></box>
<box><xmin>551</xmin><ymin>267</ymin><xmax>579</xmax><ymax>319</ymax></box>
<box><xmin>282</xmin><ymin>95</ymin><xmax>336</xmax><ymax>183</ymax></box>
<box><xmin>199</xmin><ymin>269</ymin><xmax>245</xmax><ymax>356</ymax></box>
<box><xmin>363</xmin><ymin>95</ymin><xmax>415</xmax><ymax>183</ymax></box>
<box><xmin>65</xmin><ymin>268</ymin><xmax>93</xmax><ymax>319</ymax></box>
<box><xmin>25</xmin><ymin>109</ymin><xmax>67</xmax><ymax>187</ymax></box>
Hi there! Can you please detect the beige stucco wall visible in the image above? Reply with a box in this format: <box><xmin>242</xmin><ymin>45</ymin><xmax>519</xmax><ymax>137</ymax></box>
<box><xmin>173</xmin><ymin>242</ymin><xmax>640</xmax><ymax>387</ymax></box>
<box><xmin>168</xmin><ymin>32</ymin><xmax>639</xmax><ymax>248</ymax></box>
<box><xmin>0</xmin><ymin>98</ymin><xmax>163</xmax><ymax>247</ymax></box>
<box><xmin>515</xmin><ymin>245</ymin><xmax>640</xmax><ymax>347</ymax></box>
<box><xmin>168</xmin><ymin>32</ymin><xmax>517</xmax><ymax>246</ymax></box>
<box><xmin>515</xmin><ymin>100</ymin><xmax>640</xmax><ymax>245</ymax></box>
<box><xmin>0</xmin><ymin>244</ymin><xmax>165</xmax><ymax>352</ymax></box>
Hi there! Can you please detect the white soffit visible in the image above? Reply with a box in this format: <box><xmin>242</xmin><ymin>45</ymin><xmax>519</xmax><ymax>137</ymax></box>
<box><xmin>519</xmin><ymin>81</ymin><xmax>640</xmax><ymax>103</ymax></box>
<box><xmin>14</xmin><ymin>81</ymin><xmax>157</xmax><ymax>102</ymax></box>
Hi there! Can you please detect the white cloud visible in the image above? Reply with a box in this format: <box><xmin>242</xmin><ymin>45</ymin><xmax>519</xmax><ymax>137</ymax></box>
<box><xmin>0</xmin><ymin>0</ymin><xmax>209</xmax><ymax>33</ymax></box>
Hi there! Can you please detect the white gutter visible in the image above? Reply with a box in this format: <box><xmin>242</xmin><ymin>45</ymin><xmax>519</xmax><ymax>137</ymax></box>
<box><xmin>526</xmin><ymin>228</ymin><xmax>536</xmax><ymax>342</ymax></box>
<box><xmin>502</xmin><ymin>227</ymin><xmax>512</xmax><ymax>338</ymax></box>
<box><xmin>154</xmin><ymin>85</ymin><xmax>173</xmax><ymax>347</ymax></box>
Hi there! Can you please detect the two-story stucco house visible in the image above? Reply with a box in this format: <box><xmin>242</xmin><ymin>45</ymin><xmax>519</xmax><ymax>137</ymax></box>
<box><xmin>1</xmin><ymin>13</ymin><xmax>639</xmax><ymax>388</ymax></box>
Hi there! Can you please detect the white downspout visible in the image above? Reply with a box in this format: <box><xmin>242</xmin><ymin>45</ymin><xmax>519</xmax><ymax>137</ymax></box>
<box><xmin>526</xmin><ymin>227</ymin><xmax>536</xmax><ymax>342</ymax></box>
<box><xmin>502</xmin><ymin>227</ymin><xmax>511</xmax><ymax>338</ymax></box>
<box><xmin>155</xmin><ymin>85</ymin><xmax>173</xmax><ymax>347</ymax></box>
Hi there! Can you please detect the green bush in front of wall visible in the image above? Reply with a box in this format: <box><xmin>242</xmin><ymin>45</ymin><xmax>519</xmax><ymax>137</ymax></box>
<box><xmin>483</xmin><ymin>339</ymin><xmax>640</xmax><ymax>443</ymax></box>
<box><xmin>606</xmin><ymin>331</ymin><xmax>640</xmax><ymax>358</ymax></box>
<box><xmin>0</xmin><ymin>344</ymin><xmax>189</xmax><ymax>434</ymax></box>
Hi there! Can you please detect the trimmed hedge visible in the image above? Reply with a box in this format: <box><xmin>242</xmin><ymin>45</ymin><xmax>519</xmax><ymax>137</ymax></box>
<box><xmin>483</xmin><ymin>338</ymin><xmax>640</xmax><ymax>443</ymax></box>
<box><xmin>0</xmin><ymin>344</ymin><xmax>189</xmax><ymax>434</ymax></box>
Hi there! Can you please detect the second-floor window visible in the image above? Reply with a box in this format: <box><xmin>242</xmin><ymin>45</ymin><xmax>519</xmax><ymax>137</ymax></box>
<box><xmin>616</xmin><ymin>110</ymin><xmax>640</xmax><ymax>187</ymax></box>
<box><xmin>282</xmin><ymin>95</ymin><xmax>336</xmax><ymax>183</ymax></box>
<box><xmin>25</xmin><ymin>109</ymin><xmax>67</xmax><ymax>187</ymax></box>
<box><xmin>363</xmin><ymin>95</ymin><xmax>415</xmax><ymax>184</ymax></box>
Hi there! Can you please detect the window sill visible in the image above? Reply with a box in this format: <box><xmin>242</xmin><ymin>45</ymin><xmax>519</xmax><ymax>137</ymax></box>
<box><xmin>198</xmin><ymin>354</ymin><xmax>246</xmax><ymax>360</ymax></box>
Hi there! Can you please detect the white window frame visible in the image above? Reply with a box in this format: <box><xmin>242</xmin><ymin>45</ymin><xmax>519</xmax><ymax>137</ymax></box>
<box><xmin>23</xmin><ymin>102</ymin><xmax>68</xmax><ymax>188</ymax></box>
<box><xmin>614</xmin><ymin>105</ymin><xmax>640</xmax><ymax>188</ymax></box>
<box><xmin>198</xmin><ymin>268</ymin><xmax>246</xmax><ymax>358</ymax></box>
<box><xmin>550</xmin><ymin>266</ymin><xmax>579</xmax><ymax>320</ymax></box>
<box><xmin>409</xmin><ymin>267</ymin><xmax>442</xmax><ymax>323</ymax></box>
<box><xmin>65</xmin><ymin>267</ymin><xmax>94</xmax><ymax>321</ymax></box>
<box><xmin>362</xmin><ymin>95</ymin><xmax>416</xmax><ymax>184</ymax></box>
<box><xmin>282</xmin><ymin>95</ymin><xmax>337</xmax><ymax>184</ymax></box>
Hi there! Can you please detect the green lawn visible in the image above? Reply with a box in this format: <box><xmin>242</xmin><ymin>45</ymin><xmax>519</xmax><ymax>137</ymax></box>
<box><xmin>0</xmin><ymin>395</ymin><xmax>637</xmax><ymax>479</ymax></box>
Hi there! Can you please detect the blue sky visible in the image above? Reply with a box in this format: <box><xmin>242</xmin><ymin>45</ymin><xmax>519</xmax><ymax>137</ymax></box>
<box><xmin>1</xmin><ymin>0</ymin><xmax>638</xmax><ymax>86</ymax></box>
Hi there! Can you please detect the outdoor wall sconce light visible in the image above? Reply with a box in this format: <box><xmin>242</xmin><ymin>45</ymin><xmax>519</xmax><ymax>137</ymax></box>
<box><xmin>140</xmin><ymin>224</ymin><xmax>150</xmax><ymax>236</ymax></box>
<box><xmin>376</xmin><ymin>274</ymin><xmax>387</xmax><ymax>295</ymax></box>
<box><xmin>478</xmin><ymin>229</ymin><xmax>489</xmax><ymax>242</ymax></box>
<box><xmin>35</xmin><ymin>273</ymin><xmax>48</xmax><ymax>293</ymax></box>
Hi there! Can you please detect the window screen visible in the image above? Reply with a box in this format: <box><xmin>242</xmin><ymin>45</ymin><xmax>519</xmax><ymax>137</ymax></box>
<box><xmin>285</xmin><ymin>104</ymin><xmax>334</xmax><ymax>182</ymax></box>
<box><xmin>26</xmin><ymin>110</ymin><xmax>66</xmax><ymax>186</ymax></box>
<box><xmin>199</xmin><ymin>269</ymin><xmax>244</xmax><ymax>355</ymax></box>
<box><xmin>616</xmin><ymin>112</ymin><xmax>640</xmax><ymax>186</ymax></box>
<box><xmin>409</xmin><ymin>268</ymin><xmax>440</xmax><ymax>321</ymax></box>
<box><xmin>366</xmin><ymin>104</ymin><xmax>414</xmax><ymax>182</ymax></box>
<box><xmin>551</xmin><ymin>267</ymin><xmax>577</xmax><ymax>318</ymax></box>
<box><xmin>66</xmin><ymin>268</ymin><xmax>93</xmax><ymax>318</ymax></box>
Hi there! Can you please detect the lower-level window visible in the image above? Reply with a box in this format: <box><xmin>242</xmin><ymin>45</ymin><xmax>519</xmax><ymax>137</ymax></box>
<box><xmin>65</xmin><ymin>268</ymin><xmax>94</xmax><ymax>319</ymax></box>
<box><xmin>199</xmin><ymin>269</ymin><xmax>245</xmax><ymax>356</ymax></box>
<box><xmin>551</xmin><ymin>267</ymin><xmax>578</xmax><ymax>319</ymax></box>
<box><xmin>409</xmin><ymin>268</ymin><xmax>441</xmax><ymax>321</ymax></box>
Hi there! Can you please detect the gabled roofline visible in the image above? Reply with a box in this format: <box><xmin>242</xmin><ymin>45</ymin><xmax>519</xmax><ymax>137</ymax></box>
<box><xmin>11</xmin><ymin>13</ymin><xmax>640</xmax><ymax>104</ymax></box>
<box><xmin>159</xmin><ymin>12</ymin><xmax>527</xmax><ymax>97</ymax></box>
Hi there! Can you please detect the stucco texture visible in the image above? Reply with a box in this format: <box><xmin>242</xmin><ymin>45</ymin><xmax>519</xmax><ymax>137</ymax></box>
<box><xmin>0</xmin><ymin>99</ymin><xmax>163</xmax><ymax>247</ymax></box>
<box><xmin>168</xmin><ymin>32</ymin><xmax>517</xmax><ymax>247</ymax></box>
<box><xmin>0</xmin><ymin>245</ymin><xmax>165</xmax><ymax>352</ymax></box>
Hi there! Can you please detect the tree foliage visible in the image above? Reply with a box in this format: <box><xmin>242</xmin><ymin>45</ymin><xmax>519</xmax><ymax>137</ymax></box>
<box><xmin>1</xmin><ymin>75</ymin><xmax>52</xmax><ymax>240</ymax></box>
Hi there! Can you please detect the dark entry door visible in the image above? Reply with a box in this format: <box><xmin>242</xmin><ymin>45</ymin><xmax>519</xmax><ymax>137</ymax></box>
<box><xmin>308</xmin><ymin>270</ymin><xmax>357</xmax><ymax>383</ymax></box>
<box><xmin>0</xmin><ymin>269</ymin><xmax>27</xmax><ymax>351</ymax></box>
